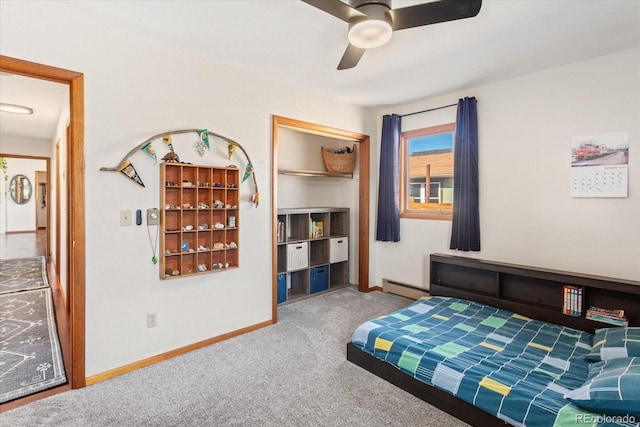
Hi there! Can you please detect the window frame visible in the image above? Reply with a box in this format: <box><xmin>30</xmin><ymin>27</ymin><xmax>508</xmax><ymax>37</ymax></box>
<box><xmin>400</xmin><ymin>123</ymin><xmax>455</xmax><ymax>220</ymax></box>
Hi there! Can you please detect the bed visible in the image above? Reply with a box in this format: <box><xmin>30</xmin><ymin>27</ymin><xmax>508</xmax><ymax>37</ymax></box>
<box><xmin>347</xmin><ymin>254</ymin><xmax>640</xmax><ymax>426</ymax></box>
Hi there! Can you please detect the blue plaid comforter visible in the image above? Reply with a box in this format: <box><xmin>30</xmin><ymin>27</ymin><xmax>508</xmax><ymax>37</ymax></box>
<box><xmin>351</xmin><ymin>296</ymin><xmax>637</xmax><ymax>427</ymax></box>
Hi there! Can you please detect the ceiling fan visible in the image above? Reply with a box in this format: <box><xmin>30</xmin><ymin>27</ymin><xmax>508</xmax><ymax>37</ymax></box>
<box><xmin>301</xmin><ymin>0</ymin><xmax>482</xmax><ymax>70</ymax></box>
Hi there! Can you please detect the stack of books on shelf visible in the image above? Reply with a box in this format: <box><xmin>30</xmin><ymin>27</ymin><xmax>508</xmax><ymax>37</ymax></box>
<box><xmin>563</xmin><ymin>285</ymin><xmax>583</xmax><ymax>317</ymax></box>
<box><xmin>277</xmin><ymin>221</ymin><xmax>285</xmax><ymax>243</ymax></box>
<box><xmin>586</xmin><ymin>306</ymin><xmax>629</xmax><ymax>327</ymax></box>
<box><xmin>309</xmin><ymin>220</ymin><xmax>324</xmax><ymax>238</ymax></box>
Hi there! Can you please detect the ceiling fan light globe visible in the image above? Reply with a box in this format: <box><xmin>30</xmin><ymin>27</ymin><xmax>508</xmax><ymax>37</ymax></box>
<box><xmin>348</xmin><ymin>19</ymin><xmax>392</xmax><ymax>49</ymax></box>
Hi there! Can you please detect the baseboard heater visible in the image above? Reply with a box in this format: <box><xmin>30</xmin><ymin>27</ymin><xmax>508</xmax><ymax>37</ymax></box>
<box><xmin>382</xmin><ymin>278</ymin><xmax>429</xmax><ymax>300</ymax></box>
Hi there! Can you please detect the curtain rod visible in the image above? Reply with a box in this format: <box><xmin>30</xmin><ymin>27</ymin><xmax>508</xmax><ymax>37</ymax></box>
<box><xmin>400</xmin><ymin>103</ymin><xmax>457</xmax><ymax>118</ymax></box>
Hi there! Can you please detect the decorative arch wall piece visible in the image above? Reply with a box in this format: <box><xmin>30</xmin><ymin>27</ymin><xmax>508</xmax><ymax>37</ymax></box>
<box><xmin>100</xmin><ymin>128</ymin><xmax>260</xmax><ymax>206</ymax></box>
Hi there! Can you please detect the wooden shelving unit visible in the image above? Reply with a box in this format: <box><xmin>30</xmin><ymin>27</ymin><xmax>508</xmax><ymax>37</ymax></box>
<box><xmin>160</xmin><ymin>163</ymin><xmax>239</xmax><ymax>279</ymax></box>
<box><xmin>276</xmin><ymin>207</ymin><xmax>349</xmax><ymax>304</ymax></box>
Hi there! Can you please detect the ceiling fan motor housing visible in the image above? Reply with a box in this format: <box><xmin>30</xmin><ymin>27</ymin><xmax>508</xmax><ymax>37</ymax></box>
<box><xmin>348</xmin><ymin>0</ymin><xmax>392</xmax><ymax>9</ymax></box>
<box><xmin>348</xmin><ymin>1</ymin><xmax>393</xmax><ymax>29</ymax></box>
<box><xmin>347</xmin><ymin>1</ymin><xmax>394</xmax><ymax>49</ymax></box>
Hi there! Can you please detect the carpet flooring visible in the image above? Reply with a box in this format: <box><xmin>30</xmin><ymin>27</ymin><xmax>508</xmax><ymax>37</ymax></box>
<box><xmin>0</xmin><ymin>287</ymin><xmax>467</xmax><ymax>426</ymax></box>
<box><xmin>0</xmin><ymin>256</ymin><xmax>49</xmax><ymax>295</ymax></box>
<box><xmin>0</xmin><ymin>288</ymin><xmax>67</xmax><ymax>404</ymax></box>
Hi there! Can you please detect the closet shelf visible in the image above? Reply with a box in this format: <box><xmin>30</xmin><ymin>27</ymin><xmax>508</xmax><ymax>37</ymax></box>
<box><xmin>277</xmin><ymin>168</ymin><xmax>353</xmax><ymax>179</ymax></box>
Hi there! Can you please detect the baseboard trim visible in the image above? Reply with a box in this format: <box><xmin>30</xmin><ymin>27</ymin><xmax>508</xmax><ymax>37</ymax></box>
<box><xmin>383</xmin><ymin>279</ymin><xmax>429</xmax><ymax>300</ymax></box>
<box><xmin>364</xmin><ymin>285</ymin><xmax>383</xmax><ymax>292</ymax></box>
<box><xmin>85</xmin><ymin>318</ymin><xmax>275</xmax><ymax>386</ymax></box>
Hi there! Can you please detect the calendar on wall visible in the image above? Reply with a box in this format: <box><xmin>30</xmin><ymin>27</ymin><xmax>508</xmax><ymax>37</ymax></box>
<box><xmin>570</xmin><ymin>131</ymin><xmax>629</xmax><ymax>198</ymax></box>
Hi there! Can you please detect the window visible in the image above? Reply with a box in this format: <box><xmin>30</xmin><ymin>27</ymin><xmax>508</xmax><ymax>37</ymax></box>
<box><xmin>400</xmin><ymin>123</ymin><xmax>455</xmax><ymax>220</ymax></box>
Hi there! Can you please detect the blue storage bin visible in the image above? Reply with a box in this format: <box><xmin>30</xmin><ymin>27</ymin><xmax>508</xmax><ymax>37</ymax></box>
<box><xmin>277</xmin><ymin>273</ymin><xmax>287</xmax><ymax>304</ymax></box>
<box><xmin>310</xmin><ymin>266</ymin><xmax>329</xmax><ymax>294</ymax></box>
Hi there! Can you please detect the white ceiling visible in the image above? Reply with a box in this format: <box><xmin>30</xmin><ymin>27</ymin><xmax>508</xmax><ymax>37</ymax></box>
<box><xmin>0</xmin><ymin>73</ymin><xmax>68</xmax><ymax>141</ymax></box>
<box><xmin>1</xmin><ymin>0</ymin><xmax>639</xmax><ymax>142</ymax></box>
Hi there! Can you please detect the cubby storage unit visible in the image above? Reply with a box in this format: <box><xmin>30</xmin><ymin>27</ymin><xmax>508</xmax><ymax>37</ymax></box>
<box><xmin>160</xmin><ymin>163</ymin><xmax>239</xmax><ymax>279</ymax></box>
<box><xmin>276</xmin><ymin>207</ymin><xmax>349</xmax><ymax>303</ymax></box>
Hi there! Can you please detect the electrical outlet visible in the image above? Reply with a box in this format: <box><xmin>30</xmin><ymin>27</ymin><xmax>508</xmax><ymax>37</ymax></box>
<box><xmin>147</xmin><ymin>312</ymin><xmax>158</xmax><ymax>328</ymax></box>
<box><xmin>147</xmin><ymin>208</ymin><xmax>160</xmax><ymax>225</ymax></box>
<box><xmin>120</xmin><ymin>209</ymin><xmax>132</xmax><ymax>226</ymax></box>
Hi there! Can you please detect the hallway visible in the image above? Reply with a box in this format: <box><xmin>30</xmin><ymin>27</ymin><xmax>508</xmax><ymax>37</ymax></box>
<box><xmin>0</xmin><ymin>230</ymin><xmax>71</xmax><ymax>412</ymax></box>
<box><xmin>0</xmin><ymin>229</ymin><xmax>47</xmax><ymax>258</ymax></box>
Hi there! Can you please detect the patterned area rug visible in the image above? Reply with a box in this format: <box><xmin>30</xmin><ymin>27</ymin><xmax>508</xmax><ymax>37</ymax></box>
<box><xmin>0</xmin><ymin>256</ymin><xmax>49</xmax><ymax>295</ymax></box>
<box><xmin>0</xmin><ymin>288</ymin><xmax>67</xmax><ymax>403</ymax></box>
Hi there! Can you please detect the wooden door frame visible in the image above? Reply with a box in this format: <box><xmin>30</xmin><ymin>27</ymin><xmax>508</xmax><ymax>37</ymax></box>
<box><xmin>0</xmin><ymin>55</ymin><xmax>86</xmax><ymax>388</ymax></box>
<box><xmin>55</xmin><ymin>139</ymin><xmax>61</xmax><ymax>280</ymax></box>
<box><xmin>271</xmin><ymin>115</ymin><xmax>371</xmax><ymax>321</ymax></box>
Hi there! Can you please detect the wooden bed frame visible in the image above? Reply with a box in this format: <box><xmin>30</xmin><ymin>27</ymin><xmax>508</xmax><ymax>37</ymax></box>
<box><xmin>347</xmin><ymin>253</ymin><xmax>640</xmax><ymax>426</ymax></box>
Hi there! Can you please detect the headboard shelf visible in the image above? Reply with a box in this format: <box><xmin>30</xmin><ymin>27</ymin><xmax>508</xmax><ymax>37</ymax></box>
<box><xmin>430</xmin><ymin>254</ymin><xmax>640</xmax><ymax>332</ymax></box>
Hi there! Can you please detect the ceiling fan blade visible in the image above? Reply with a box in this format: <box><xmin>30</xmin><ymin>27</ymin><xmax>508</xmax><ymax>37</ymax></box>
<box><xmin>337</xmin><ymin>44</ymin><xmax>367</xmax><ymax>70</ymax></box>
<box><xmin>389</xmin><ymin>0</ymin><xmax>482</xmax><ymax>31</ymax></box>
<box><xmin>300</xmin><ymin>0</ymin><xmax>366</xmax><ymax>23</ymax></box>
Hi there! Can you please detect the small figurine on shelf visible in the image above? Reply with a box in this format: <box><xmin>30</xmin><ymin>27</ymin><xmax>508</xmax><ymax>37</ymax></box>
<box><xmin>162</xmin><ymin>152</ymin><xmax>180</xmax><ymax>163</ymax></box>
<box><xmin>165</xmin><ymin>268</ymin><xmax>181</xmax><ymax>277</ymax></box>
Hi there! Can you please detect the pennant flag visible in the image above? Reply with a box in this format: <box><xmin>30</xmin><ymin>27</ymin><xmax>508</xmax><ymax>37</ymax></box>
<box><xmin>241</xmin><ymin>163</ymin><xmax>254</xmax><ymax>183</ymax></box>
<box><xmin>119</xmin><ymin>160</ymin><xmax>145</xmax><ymax>187</ymax></box>
<box><xmin>162</xmin><ymin>135</ymin><xmax>174</xmax><ymax>152</ymax></box>
<box><xmin>199</xmin><ymin>129</ymin><xmax>210</xmax><ymax>150</ymax></box>
<box><xmin>227</xmin><ymin>141</ymin><xmax>237</xmax><ymax>159</ymax></box>
<box><xmin>194</xmin><ymin>140</ymin><xmax>206</xmax><ymax>157</ymax></box>
<box><xmin>141</xmin><ymin>141</ymin><xmax>157</xmax><ymax>163</ymax></box>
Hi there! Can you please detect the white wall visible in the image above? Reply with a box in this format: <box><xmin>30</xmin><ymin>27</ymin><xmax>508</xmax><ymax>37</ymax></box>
<box><xmin>1</xmin><ymin>2</ymin><xmax>369</xmax><ymax>376</ymax></box>
<box><xmin>0</xmin><ymin>133</ymin><xmax>51</xmax><ymax>158</ymax></box>
<box><xmin>373</xmin><ymin>48</ymin><xmax>640</xmax><ymax>288</ymax></box>
<box><xmin>0</xmin><ymin>157</ymin><xmax>46</xmax><ymax>233</ymax></box>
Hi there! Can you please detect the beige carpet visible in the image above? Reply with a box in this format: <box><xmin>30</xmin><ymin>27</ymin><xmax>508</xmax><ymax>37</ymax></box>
<box><xmin>0</xmin><ymin>287</ymin><xmax>468</xmax><ymax>426</ymax></box>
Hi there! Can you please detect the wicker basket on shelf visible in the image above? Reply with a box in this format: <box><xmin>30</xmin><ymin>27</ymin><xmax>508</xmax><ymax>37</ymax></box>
<box><xmin>321</xmin><ymin>144</ymin><xmax>357</xmax><ymax>174</ymax></box>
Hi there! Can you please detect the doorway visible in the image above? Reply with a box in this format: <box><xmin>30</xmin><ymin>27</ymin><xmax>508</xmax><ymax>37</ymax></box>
<box><xmin>0</xmin><ymin>56</ymin><xmax>86</xmax><ymax>397</ymax></box>
<box><xmin>36</xmin><ymin>170</ymin><xmax>48</xmax><ymax>231</ymax></box>
<box><xmin>271</xmin><ymin>116</ymin><xmax>371</xmax><ymax>321</ymax></box>
<box><xmin>0</xmin><ymin>155</ymin><xmax>49</xmax><ymax>258</ymax></box>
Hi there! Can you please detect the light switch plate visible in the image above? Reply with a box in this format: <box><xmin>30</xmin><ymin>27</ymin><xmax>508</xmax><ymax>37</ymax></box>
<box><xmin>147</xmin><ymin>312</ymin><xmax>157</xmax><ymax>328</ymax></box>
<box><xmin>120</xmin><ymin>209</ymin><xmax>131</xmax><ymax>226</ymax></box>
<box><xmin>147</xmin><ymin>208</ymin><xmax>160</xmax><ymax>225</ymax></box>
